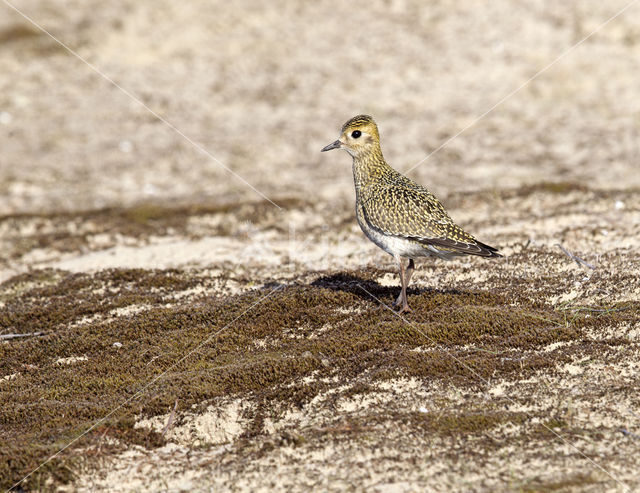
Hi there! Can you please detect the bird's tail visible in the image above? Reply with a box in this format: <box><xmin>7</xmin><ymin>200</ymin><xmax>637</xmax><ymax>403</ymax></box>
<box><xmin>473</xmin><ymin>240</ymin><xmax>502</xmax><ymax>258</ymax></box>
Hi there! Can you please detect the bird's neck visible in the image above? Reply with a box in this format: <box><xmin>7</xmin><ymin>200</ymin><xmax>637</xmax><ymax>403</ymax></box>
<box><xmin>351</xmin><ymin>147</ymin><xmax>392</xmax><ymax>190</ymax></box>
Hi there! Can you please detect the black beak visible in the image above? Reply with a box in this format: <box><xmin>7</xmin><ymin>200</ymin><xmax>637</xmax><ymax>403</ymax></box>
<box><xmin>321</xmin><ymin>140</ymin><xmax>342</xmax><ymax>152</ymax></box>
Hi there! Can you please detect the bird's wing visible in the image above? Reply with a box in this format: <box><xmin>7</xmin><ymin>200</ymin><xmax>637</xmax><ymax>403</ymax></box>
<box><xmin>360</xmin><ymin>184</ymin><xmax>500</xmax><ymax>257</ymax></box>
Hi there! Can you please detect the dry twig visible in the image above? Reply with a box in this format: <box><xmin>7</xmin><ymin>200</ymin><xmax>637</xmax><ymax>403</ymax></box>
<box><xmin>0</xmin><ymin>332</ymin><xmax>46</xmax><ymax>341</ymax></box>
<box><xmin>555</xmin><ymin>243</ymin><xmax>596</xmax><ymax>270</ymax></box>
<box><xmin>162</xmin><ymin>400</ymin><xmax>179</xmax><ymax>436</ymax></box>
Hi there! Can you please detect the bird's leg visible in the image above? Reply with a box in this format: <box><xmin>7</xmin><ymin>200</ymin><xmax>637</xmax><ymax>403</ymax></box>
<box><xmin>393</xmin><ymin>258</ymin><xmax>414</xmax><ymax>313</ymax></box>
<box><xmin>399</xmin><ymin>258</ymin><xmax>414</xmax><ymax>313</ymax></box>
<box><xmin>392</xmin><ymin>259</ymin><xmax>404</xmax><ymax>309</ymax></box>
<box><xmin>405</xmin><ymin>258</ymin><xmax>415</xmax><ymax>287</ymax></box>
<box><xmin>394</xmin><ymin>259</ymin><xmax>409</xmax><ymax>307</ymax></box>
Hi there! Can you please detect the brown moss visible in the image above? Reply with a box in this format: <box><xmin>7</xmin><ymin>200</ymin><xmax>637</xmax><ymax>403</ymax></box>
<box><xmin>0</xmin><ymin>197</ymin><xmax>308</xmax><ymax>260</ymax></box>
<box><xmin>514</xmin><ymin>182</ymin><xmax>588</xmax><ymax>196</ymax></box>
<box><xmin>0</xmin><ymin>266</ymin><xmax>635</xmax><ymax>490</ymax></box>
<box><xmin>514</xmin><ymin>472</ymin><xmax>606</xmax><ymax>493</ymax></box>
<box><xmin>0</xmin><ymin>24</ymin><xmax>66</xmax><ymax>56</ymax></box>
<box><xmin>311</xmin><ymin>408</ymin><xmax>528</xmax><ymax>438</ymax></box>
<box><xmin>0</xmin><ymin>24</ymin><xmax>43</xmax><ymax>43</ymax></box>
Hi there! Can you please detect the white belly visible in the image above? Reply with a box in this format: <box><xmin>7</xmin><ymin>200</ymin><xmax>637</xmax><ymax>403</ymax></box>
<box><xmin>362</xmin><ymin>224</ymin><xmax>426</xmax><ymax>258</ymax></box>
<box><xmin>356</xmin><ymin>202</ymin><xmax>459</xmax><ymax>260</ymax></box>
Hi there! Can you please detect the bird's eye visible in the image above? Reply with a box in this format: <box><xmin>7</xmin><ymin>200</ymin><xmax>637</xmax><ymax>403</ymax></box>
<box><xmin>351</xmin><ymin>130</ymin><xmax>362</xmax><ymax>138</ymax></box>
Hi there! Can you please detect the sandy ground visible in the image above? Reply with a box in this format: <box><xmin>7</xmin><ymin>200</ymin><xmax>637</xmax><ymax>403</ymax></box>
<box><xmin>1</xmin><ymin>0</ymin><xmax>640</xmax><ymax>491</ymax></box>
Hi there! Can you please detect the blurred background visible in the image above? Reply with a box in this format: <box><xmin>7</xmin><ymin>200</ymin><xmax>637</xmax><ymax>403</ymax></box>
<box><xmin>1</xmin><ymin>0</ymin><xmax>639</xmax><ymax>216</ymax></box>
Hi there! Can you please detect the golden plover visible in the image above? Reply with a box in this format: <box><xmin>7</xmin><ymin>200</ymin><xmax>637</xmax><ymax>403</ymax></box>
<box><xmin>321</xmin><ymin>115</ymin><xmax>501</xmax><ymax>312</ymax></box>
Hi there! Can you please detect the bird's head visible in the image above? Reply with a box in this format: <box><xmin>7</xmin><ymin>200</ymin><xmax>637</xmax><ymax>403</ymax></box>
<box><xmin>321</xmin><ymin>114</ymin><xmax>380</xmax><ymax>158</ymax></box>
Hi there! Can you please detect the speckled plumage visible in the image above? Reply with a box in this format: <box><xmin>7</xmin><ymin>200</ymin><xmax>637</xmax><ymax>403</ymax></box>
<box><xmin>322</xmin><ymin>114</ymin><xmax>501</xmax><ymax>312</ymax></box>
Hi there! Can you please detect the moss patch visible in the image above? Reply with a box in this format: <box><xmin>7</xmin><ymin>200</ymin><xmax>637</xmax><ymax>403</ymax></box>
<box><xmin>1</xmin><ymin>266</ymin><xmax>636</xmax><ymax>490</ymax></box>
<box><xmin>0</xmin><ymin>197</ymin><xmax>307</xmax><ymax>262</ymax></box>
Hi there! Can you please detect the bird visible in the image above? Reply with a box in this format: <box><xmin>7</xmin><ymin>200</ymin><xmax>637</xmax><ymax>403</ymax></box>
<box><xmin>321</xmin><ymin>114</ymin><xmax>501</xmax><ymax>313</ymax></box>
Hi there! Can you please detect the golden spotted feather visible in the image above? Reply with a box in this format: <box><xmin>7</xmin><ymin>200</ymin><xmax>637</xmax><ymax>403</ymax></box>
<box><xmin>359</xmin><ymin>179</ymin><xmax>500</xmax><ymax>257</ymax></box>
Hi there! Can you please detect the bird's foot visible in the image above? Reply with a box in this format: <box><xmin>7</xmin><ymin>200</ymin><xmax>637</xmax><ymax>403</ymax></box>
<box><xmin>392</xmin><ymin>296</ymin><xmax>413</xmax><ymax>314</ymax></box>
<box><xmin>392</xmin><ymin>292</ymin><xmax>403</xmax><ymax>307</ymax></box>
<box><xmin>397</xmin><ymin>303</ymin><xmax>413</xmax><ymax>314</ymax></box>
